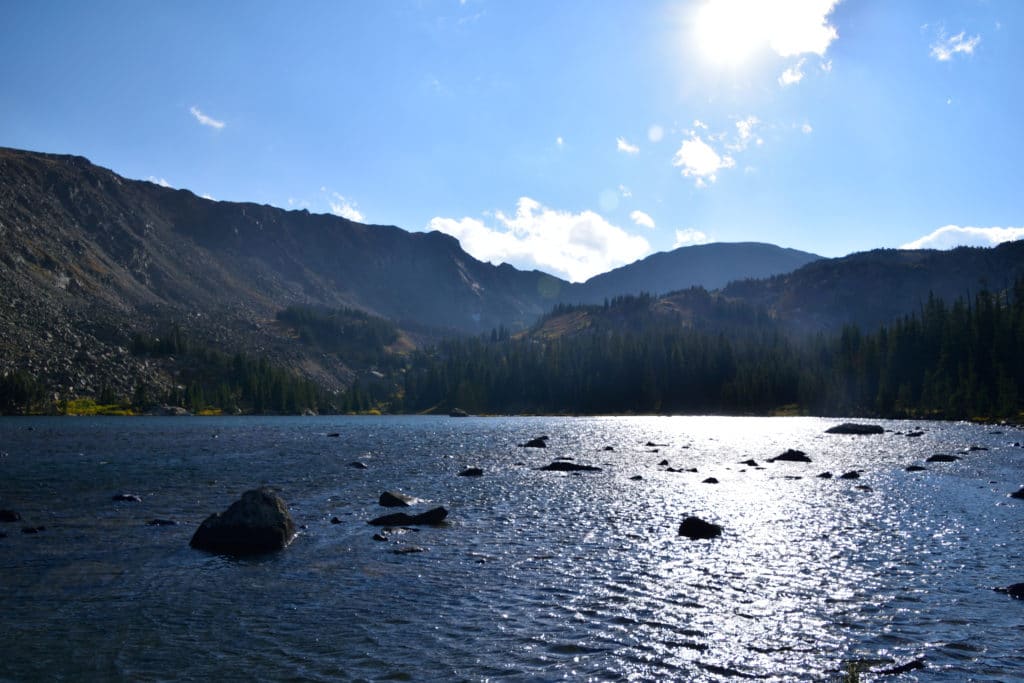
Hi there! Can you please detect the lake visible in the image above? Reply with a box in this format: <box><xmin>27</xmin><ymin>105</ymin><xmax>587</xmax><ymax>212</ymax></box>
<box><xmin>1</xmin><ymin>415</ymin><xmax>1022</xmax><ymax>681</ymax></box>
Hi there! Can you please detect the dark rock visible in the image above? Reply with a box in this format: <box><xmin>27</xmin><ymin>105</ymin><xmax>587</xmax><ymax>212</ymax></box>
<box><xmin>658</xmin><ymin>459</ymin><xmax>670</xmax><ymax>466</ymax></box>
<box><xmin>665</xmin><ymin>467</ymin><xmax>681</xmax><ymax>473</ymax></box>
<box><xmin>646</xmin><ymin>441</ymin><xmax>667</xmax><ymax>447</ymax></box>
<box><xmin>0</xmin><ymin>510</ymin><xmax>22</xmax><ymax>523</ymax></box>
<box><xmin>379</xmin><ymin>491</ymin><xmax>420</xmax><ymax>508</ymax></box>
<box><xmin>872</xmin><ymin>658</ymin><xmax>925</xmax><ymax>675</ymax></box>
<box><xmin>684</xmin><ymin>467</ymin><xmax>698</xmax><ymax>473</ymax></box>
<box><xmin>458</xmin><ymin>467</ymin><xmax>484</xmax><ymax>477</ymax></box>
<box><xmin>146</xmin><ymin>518</ymin><xmax>178</xmax><ymax>526</ymax></box>
<box><xmin>112</xmin><ymin>493</ymin><xmax>142</xmax><ymax>502</ymax></box>
<box><xmin>855</xmin><ymin>484</ymin><xmax>873</xmax><ymax>491</ymax></box>
<box><xmin>967</xmin><ymin>445</ymin><xmax>988</xmax><ymax>452</ymax></box>
<box><xmin>372</xmin><ymin>533</ymin><xmax>388</xmax><ymax>541</ymax></box>
<box><xmin>539</xmin><ymin>461</ymin><xmax>602</xmax><ymax>472</ymax></box>
<box><xmin>602</xmin><ymin>446</ymin><xmax>615</xmax><ymax>451</ymax></box>
<box><xmin>327</xmin><ymin>432</ymin><xmax>341</xmax><ymax>437</ymax></box>
<box><xmin>770</xmin><ymin>449</ymin><xmax>811</xmax><ymax>463</ymax></box>
<box><xmin>1010</xmin><ymin>487</ymin><xmax>1024</xmax><ymax>499</ymax></box>
<box><xmin>739</xmin><ymin>459</ymin><xmax>759</xmax><ymax>467</ymax></box>
<box><xmin>995</xmin><ymin>583</ymin><xmax>1024</xmax><ymax>599</ymax></box>
<box><xmin>21</xmin><ymin>526</ymin><xmax>46</xmax><ymax>534</ymax></box>
<box><xmin>630</xmin><ymin>475</ymin><xmax>643</xmax><ymax>481</ymax></box>
<box><xmin>648</xmin><ymin>449</ymin><xmax>660</xmax><ymax>453</ymax></box>
<box><xmin>825</xmin><ymin>423</ymin><xmax>884</xmax><ymax>435</ymax></box>
<box><xmin>190</xmin><ymin>487</ymin><xmax>296</xmax><ymax>555</ymax></box>
<box><xmin>349</xmin><ymin>461</ymin><xmax>368</xmax><ymax>469</ymax></box>
<box><xmin>448</xmin><ymin>408</ymin><xmax>469</xmax><ymax>417</ymax></box>
<box><xmin>330</xmin><ymin>516</ymin><xmax>342</xmax><ymax>524</ymax></box>
<box><xmin>368</xmin><ymin>506</ymin><xmax>448</xmax><ymax>527</ymax></box>
<box><xmin>839</xmin><ymin>471</ymin><xmax>861</xmax><ymax>480</ymax></box>
<box><xmin>906</xmin><ymin>430</ymin><xmax>925</xmax><ymax>437</ymax></box>
<box><xmin>678</xmin><ymin>516</ymin><xmax>723</xmax><ymax>540</ymax></box>
<box><xmin>520</xmin><ymin>436</ymin><xmax>549</xmax><ymax>448</ymax></box>
<box><xmin>926</xmin><ymin>454</ymin><xmax>959</xmax><ymax>463</ymax></box>
<box><xmin>702</xmin><ymin>477</ymin><xmax>719</xmax><ymax>484</ymax></box>
<box><xmin>905</xmin><ymin>465</ymin><xmax>927</xmax><ymax>472</ymax></box>
<box><xmin>817</xmin><ymin>472</ymin><xmax>833</xmax><ymax>479</ymax></box>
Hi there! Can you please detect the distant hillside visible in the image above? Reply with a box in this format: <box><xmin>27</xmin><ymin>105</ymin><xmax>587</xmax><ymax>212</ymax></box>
<box><xmin>722</xmin><ymin>242</ymin><xmax>1024</xmax><ymax>331</ymax></box>
<box><xmin>563</xmin><ymin>242</ymin><xmax>821</xmax><ymax>304</ymax></box>
<box><xmin>0</xmin><ymin>147</ymin><xmax>561</xmax><ymax>404</ymax></box>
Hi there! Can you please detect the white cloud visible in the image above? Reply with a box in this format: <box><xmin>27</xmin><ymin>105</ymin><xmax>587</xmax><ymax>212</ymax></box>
<box><xmin>694</xmin><ymin>0</ymin><xmax>841</xmax><ymax>64</ymax></box>
<box><xmin>328</xmin><ymin>192</ymin><xmax>364</xmax><ymax>222</ymax></box>
<box><xmin>616</xmin><ymin>137</ymin><xmax>640</xmax><ymax>154</ymax></box>
<box><xmin>428</xmin><ymin>197</ymin><xmax>651</xmax><ymax>282</ymax></box>
<box><xmin>200</xmin><ymin>193</ymin><xmax>215</xmax><ymax>201</ymax></box>
<box><xmin>673</xmin><ymin>228</ymin><xmax>711</xmax><ymax>248</ymax></box>
<box><xmin>930</xmin><ymin>31</ymin><xmax>981</xmax><ymax>61</ymax></box>
<box><xmin>802</xmin><ymin>122</ymin><xmax>813</xmax><ymax>134</ymax></box>
<box><xmin>146</xmin><ymin>176</ymin><xmax>172</xmax><ymax>188</ymax></box>
<box><xmin>556</xmin><ymin>136</ymin><xmax>564</xmax><ymax>146</ymax></box>
<box><xmin>778</xmin><ymin>58</ymin><xmax>806</xmax><ymax>86</ymax></box>
<box><xmin>900</xmin><ymin>225</ymin><xmax>1024</xmax><ymax>250</ymax></box>
<box><xmin>618</xmin><ymin>184</ymin><xmax>632</xmax><ymax>198</ymax></box>
<box><xmin>820</xmin><ymin>59</ymin><xmax>833</xmax><ymax>72</ymax></box>
<box><xmin>693</xmin><ymin>119</ymin><xmax>709</xmax><ymax>130</ymax></box>
<box><xmin>733</xmin><ymin>115</ymin><xmax>760</xmax><ymax>148</ymax></box>
<box><xmin>648</xmin><ymin>124</ymin><xmax>664</xmax><ymax>142</ymax></box>
<box><xmin>673</xmin><ymin>135</ymin><xmax>735</xmax><ymax>185</ymax></box>
<box><xmin>630</xmin><ymin>210</ymin><xmax>656</xmax><ymax>229</ymax></box>
<box><xmin>190</xmin><ymin>106</ymin><xmax>225</xmax><ymax>129</ymax></box>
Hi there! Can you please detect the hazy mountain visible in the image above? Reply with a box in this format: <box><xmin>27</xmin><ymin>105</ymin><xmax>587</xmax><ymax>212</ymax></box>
<box><xmin>722</xmin><ymin>242</ymin><xmax>1024</xmax><ymax>331</ymax></box>
<box><xmin>563</xmin><ymin>242</ymin><xmax>821</xmax><ymax>304</ymax></box>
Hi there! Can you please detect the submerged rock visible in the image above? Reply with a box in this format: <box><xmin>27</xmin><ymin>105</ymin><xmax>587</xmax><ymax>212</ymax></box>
<box><xmin>839</xmin><ymin>471</ymin><xmax>861</xmax><ymax>480</ymax></box>
<box><xmin>379</xmin><ymin>491</ymin><xmax>420</xmax><ymax>508</ymax></box>
<box><xmin>630</xmin><ymin>475</ymin><xmax>643</xmax><ymax>481</ymax></box>
<box><xmin>520</xmin><ymin>436</ymin><xmax>549</xmax><ymax>448</ymax></box>
<box><xmin>872</xmin><ymin>658</ymin><xmax>926</xmax><ymax>675</ymax></box>
<box><xmin>448</xmin><ymin>408</ymin><xmax>470</xmax><ymax>417</ymax></box>
<box><xmin>0</xmin><ymin>510</ymin><xmax>22</xmax><ymax>523</ymax></box>
<box><xmin>817</xmin><ymin>472</ymin><xmax>833</xmax><ymax>479</ymax></box>
<box><xmin>739</xmin><ymin>459</ymin><xmax>759</xmax><ymax>467</ymax></box>
<box><xmin>702</xmin><ymin>477</ymin><xmax>719</xmax><ymax>484</ymax></box>
<box><xmin>995</xmin><ymin>583</ymin><xmax>1024</xmax><ymax>599</ymax></box>
<box><xmin>539</xmin><ymin>461</ymin><xmax>602</xmax><ymax>472</ymax></box>
<box><xmin>906</xmin><ymin>430</ymin><xmax>925</xmax><ymax>437</ymax></box>
<box><xmin>905</xmin><ymin>465</ymin><xmax>927</xmax><ymax>472</ymax></box>
<box><xmin>349</xmin><ymin>461</ymin><xmax>369</xmax><ymax>469</ymax></box>
<box><xmin>190</xmin><ymin>487</ymin><xmax>296</xmax><ymax>555</ymax></box>
<box><xmin>1010</xmin><ymin>487</ymin><xmax>1024</xmax><ymax>500</ymax></box>
<box><xmin>21</xmin><ymin>525</ymin><xmax>46</xmax><ymax>534</ymax></box>
<box><xmin>926</xmin><ymin>454</ymin><xmax>959</xmax><ymax>463</ymax></box>
<box><xmin>825</xmin><ymin>423</ymin><xmax>884</xmax><ymax>435</ymax></box>
<box><xmin>112</xmin><ymin>493</ymin><xmax>142</xmax><ymax>502</ymax></box>
<box><xmin>146</xmin><ymin>518</ymin><xmax>178</xmax><ymax>526</ymax></box>
<box><xmin>458</xmin><ymin>467</ymin><xmax>484</xmax><ymax>477</ymax></box>
<box><xmin>678</xmin><ymin>516</ymin><xmax>723</xmax><ymax>540</ymax></box>
<box><xmin>368</xmin><ymin>506</ymin><xmax>448</xmax><ymax>527</ymax></box>
<box><xmin>770</xmin><ymin>449</ymin><xmax>812</xmax><ymax>463</ymax></box>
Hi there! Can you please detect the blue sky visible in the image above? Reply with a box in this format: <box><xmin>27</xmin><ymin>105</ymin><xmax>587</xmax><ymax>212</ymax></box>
<box><xmin>2</xmin><ymin>1</ymin><xmax>1022</xmax><ymax>281</ymax></box>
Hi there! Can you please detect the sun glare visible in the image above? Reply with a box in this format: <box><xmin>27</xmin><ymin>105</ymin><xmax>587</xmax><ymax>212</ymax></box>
<box><xmin>693</xmin><ymin>0</ymin><xmax>767</xmax><ymax>67</ymax></box>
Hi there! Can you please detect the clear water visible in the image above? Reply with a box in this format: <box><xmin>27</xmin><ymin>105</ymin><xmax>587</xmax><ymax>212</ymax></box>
<box><xmin>1</xmin><ymin>416</ymin><xmax>1023</xmax><ymax>681</ymax></box>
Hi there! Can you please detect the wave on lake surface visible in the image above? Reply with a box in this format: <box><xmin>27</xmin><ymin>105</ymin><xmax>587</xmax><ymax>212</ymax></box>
<box><xmin>1</xmin><ymin>415</ymin><xmax>1023</xmax><ymax>681</ymax></box>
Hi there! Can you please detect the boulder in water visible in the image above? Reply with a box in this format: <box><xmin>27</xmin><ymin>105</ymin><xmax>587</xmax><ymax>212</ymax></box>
<box><xmin>678</xmin><ymin>516</ymin><xmax>723</xmax><ymax>540</ymax></box>
<box><xmin>926</xmin><ymin>454</ymin><xmax>959</xmax><ymax>463</ymax></box>
<box><xmin>538</xmin><ymin>461</ymin><xmax>602</xmax><ymax>472</ymax></box>
<box><xmin>112</xmin><ymin>493</ymin><xmax>142</xmax><ymax>502</ymax></box>
<box><xmin>825</xmin><ymin>423</ymin><xmax>884</xmax><ymax>435</ymax></box>
<box><xmin>368</xmin><ymin>506</ymin><xmax>448</xmax><ymax>527</ymax></box>
<box><xmin>1010</xmin><ymin>487</ymin><xmax>1024</xmax><ymax>500</ymax></box>
<box><xmin>146</xmin><ymin>518</ymin><xmax>178</xmax><ymax>526</ymax></box>
<box><xmin>520</xmin><ymin>436</ymin><xmax>549</xmax><ymax>448</ymax></box>
<box><xmin>379</xmin><ymin>491</ymin><xmax>420</xmax><ymax>508</ymax></box>
<box><xmin>0</xmin><ymin>510</ymin><xmax>21</xmax><ymax>523</ymax></box>
<box><xmin>448</xmin><ymin>408</ymin><xmax>469</xmax><ymax>417</ymax></box>
<box><xmin>739</xmin><ymin>459</ymin><xmax>759</xmax><ymax>467</ymax></box>
<box><xmin>905</xmin><ymin>465</ymin><xmax>927</xmax><ymax>472</ymax></box>
<box><xmin>839</xmin><ymin>471</ymin><xmax>861</xmax><ymax>480</ymax></box>
<box><xmin>349</xmin><ymin>461</ymin><xmax>368</xmax><ymax>469</ymax></box>
<box><xmin>190</xmin><ymin>487</ymin><xmax>296</xmax><ymax>555</ymax></box>
<box><xmin>817</xmin><ymin>472</ymin><xmax>833</xmax><ymax>479</ymax></box>
<box><xmin>458</xmin><ymin>467</ymin><xmax>484</xmax><ymax>477</ymax></box>
<box><xmin>769</xmin><ymin>449</ymin><xmax>811</xmax><ymax>463</ymax></box>
<box><xmin>702</xmin><ymin>477</ymin><xmax>719</xmax><ymax>484</ymax></box>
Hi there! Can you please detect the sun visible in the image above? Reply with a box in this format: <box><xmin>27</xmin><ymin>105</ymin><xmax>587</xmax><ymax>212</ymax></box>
<box><xmin>693</xmin><ymin>0</ymin><xmax>767</xmax><ymax>67</ymax></box>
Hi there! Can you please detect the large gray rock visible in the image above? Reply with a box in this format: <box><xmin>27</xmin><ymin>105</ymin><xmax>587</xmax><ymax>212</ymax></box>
<box><xmin>190</xmin><ymin>487</ymin><xmax>296</xmax><ymax>555</ymax></box>
<box><xmin>678</xmin><ymin>516</ymin><xmax>723</xmax><ymax>540</ymax></box>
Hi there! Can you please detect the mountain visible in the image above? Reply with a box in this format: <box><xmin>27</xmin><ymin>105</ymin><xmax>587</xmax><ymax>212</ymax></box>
<box><xmin>563</xmin><ymin>242</ymin><xmax>821</xmax><ymax>304</ymax></box>
<box><xmin>0</xmin><ymin>147</ymin><xmax>561</xmax><ymax>403</ymax></box>
<box><xmin>722</xmin><ymin>242</ymin><xmax>1024</xmax><ymax>331</ymax></box>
